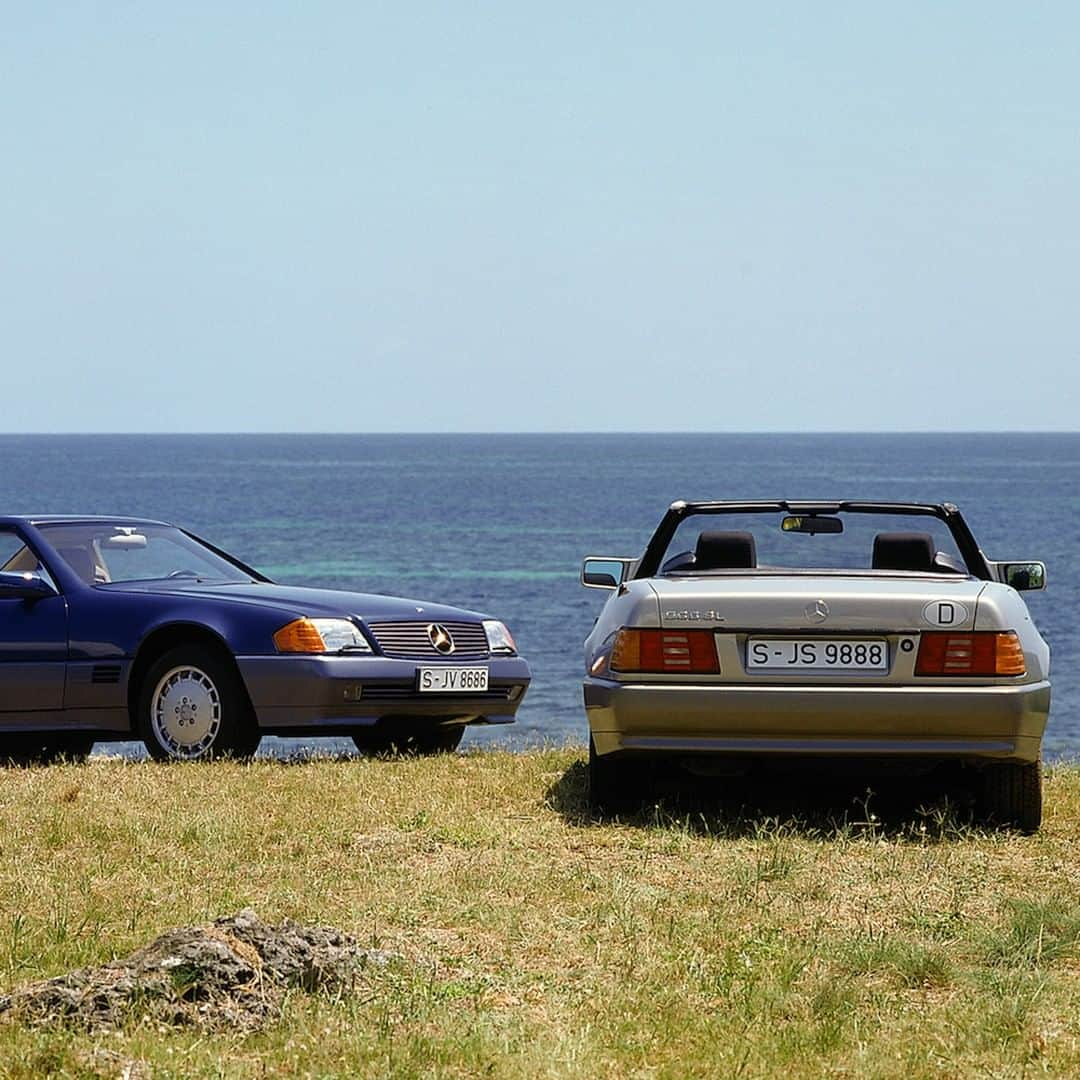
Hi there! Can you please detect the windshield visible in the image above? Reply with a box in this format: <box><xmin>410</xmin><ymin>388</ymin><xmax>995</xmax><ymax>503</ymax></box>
<box><xmin>38</xmin><ymin>523</ymin><xmax>254</xmax><ymax>585</ymax></box>
<box><xmin>658</xmin><ymin>510</ymin><xmax>968</xmax><ymax>575</ymax></box>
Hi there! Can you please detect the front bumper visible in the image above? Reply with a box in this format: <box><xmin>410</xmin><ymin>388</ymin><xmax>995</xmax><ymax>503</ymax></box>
<box><xmin>238</xmin><ymin>654</ymin><xmax>531</xmax><ymax>731</ymax></box>
<box><xmin>585</xmin><ymin>678</ymin><xmax>1051</xmax><ymax>763</ymax></box>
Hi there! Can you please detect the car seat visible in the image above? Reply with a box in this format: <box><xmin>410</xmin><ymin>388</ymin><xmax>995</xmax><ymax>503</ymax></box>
<box><xmin>56</xmin><ymin>547</ymin><xmax>97</xmax><ymax>584</ymax></box>
<box><xmin>871</xmin><ymin>533</ymin><xmax>936</xmax><ymax>572</ymax></box>
<box><xmin>694</xmin><ymin>531</ymin><xmax>757</xmax><ymax>570</ymax></box>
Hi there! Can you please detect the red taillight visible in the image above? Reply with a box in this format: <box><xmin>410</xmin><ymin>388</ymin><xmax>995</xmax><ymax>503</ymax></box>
<box><xmin>610</xmin><ymin>629</ymin><xmax>720</xmax><ymax>674</ymax></box>
<box><xmin>915</xmin><ymin>631</ymin><xmax>1026</xmax><ymax>676</ymax></box>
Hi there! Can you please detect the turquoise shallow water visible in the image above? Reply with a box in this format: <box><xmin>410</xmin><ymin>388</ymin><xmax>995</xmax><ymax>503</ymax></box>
<box><xmin>1</xmin><ymin>433</ymin><xmax>1076</xmax><ymax>759</ymax></box>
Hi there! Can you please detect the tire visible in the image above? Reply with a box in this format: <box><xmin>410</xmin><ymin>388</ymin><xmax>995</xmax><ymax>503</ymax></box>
<box><xmin>0</xmin><ymin>734</ymin><xmax>92</xmax><ymax>767</ymax></box>
<box><xmin>137</xmin><ymin>645</ymin><xmax>259</xmax><ymax>762</ymax></box>
<box><xmin>588</xmin><ymin>736</ymin><xmax>641</xmax><ymax>814</ymax></box>
<box><xmin>979</xmin><ymin>759</ymin><xmax>1042</xmax><ymax>834</ymax></box>
<box><xmin>351</xmin><ymin>725</ymin><xmax>464</xmax><ymax>757</ymax></box>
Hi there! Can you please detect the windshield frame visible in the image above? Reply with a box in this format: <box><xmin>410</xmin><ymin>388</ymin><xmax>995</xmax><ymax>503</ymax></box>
<box><xmin>634</xmin><ymin>500</ymin><xmax>990</xmax><ymax>580</ymax></box>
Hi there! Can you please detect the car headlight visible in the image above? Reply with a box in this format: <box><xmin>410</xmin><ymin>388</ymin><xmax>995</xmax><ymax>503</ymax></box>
<box><xmin>483</xmin><ymin>620</ymin><xmax>517</xmax><ymax>654</ymax></box>
<box><xmin>274</xmin><ymin>617</ymin><xmax>372</xmax><ymax>654</ymax></box>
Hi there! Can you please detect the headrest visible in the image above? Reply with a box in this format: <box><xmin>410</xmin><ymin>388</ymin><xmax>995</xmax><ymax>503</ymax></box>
<box><xmin>872</xmin><ymin>532</ymin><xmax>935</xmax><ymax>572</ymax></box>
<box><xmin>694</xmin><ymin>530</ymin><xmax>757</xmax><ymax>570</ymax></box>
<box><xmin>57</xmin><ymin>547</ymin><xmax>96</xmax><ymax>584</ymax></box>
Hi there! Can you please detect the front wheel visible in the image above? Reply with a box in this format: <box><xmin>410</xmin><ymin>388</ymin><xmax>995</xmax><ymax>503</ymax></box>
<box><xmin>138</xmin><ymin>646</ymin><xmax>259</xmax><ymax>761</ymax></box>
<box><xmin>978</xmin><ymin>759</ymin><xmax>1042</xmax><ymax>833</ymax></box>
<box><xmin>352</xmin><ymin>726</ymin><xmax>464</xmax><ymax>757</ymax></box>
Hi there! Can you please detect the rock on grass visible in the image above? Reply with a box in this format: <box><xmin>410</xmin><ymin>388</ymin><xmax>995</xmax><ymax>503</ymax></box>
<box><xmin>0</xmin><ymin>909</ymin><xmax>395</xmax><ymax>1031</ymax></box>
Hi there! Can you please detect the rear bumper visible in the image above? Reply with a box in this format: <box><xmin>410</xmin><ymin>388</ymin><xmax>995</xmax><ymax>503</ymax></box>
<box><xmin>585</xmin><ymin>678</ymin><xmax>1051</xmax><ymax>763</ymax></box>
<box><xmin>238</xmin><ymin>655</ymin><xmax>531</xmax><ymax>731</ymax></box>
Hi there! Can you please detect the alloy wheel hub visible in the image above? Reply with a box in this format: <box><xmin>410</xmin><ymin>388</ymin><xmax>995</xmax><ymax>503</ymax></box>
<box><xmin>151</xmin><ymin>666</ymin><xmax>222</xmax><ymax>758</ymax></box>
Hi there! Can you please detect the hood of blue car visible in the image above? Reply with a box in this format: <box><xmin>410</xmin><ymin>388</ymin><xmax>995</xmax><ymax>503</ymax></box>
<box><xmin>104</xmin><ymin>581</ymin><xmax>489</xmax><ymax>624</ymax></box>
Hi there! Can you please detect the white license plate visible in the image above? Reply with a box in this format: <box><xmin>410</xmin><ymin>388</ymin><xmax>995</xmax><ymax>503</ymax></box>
<box><xmin>418</xmin><ymin>667</ymin><xmax>489</xmax><ymax>693</ymax></box>
<box><xmin>747</xmin><ymin>639</ymin><xmax>888</xmax><ymax>672</ymax></box>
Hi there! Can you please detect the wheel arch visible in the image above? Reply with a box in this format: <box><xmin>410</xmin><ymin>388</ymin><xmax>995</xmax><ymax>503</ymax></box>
<box><xmin>127</xmin><ymin>622</ymin><xmax>254</xmax><ymax>726</ymax></box>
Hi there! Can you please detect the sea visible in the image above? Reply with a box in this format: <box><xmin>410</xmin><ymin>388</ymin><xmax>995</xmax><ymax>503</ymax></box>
<box><xmin>1</xmin><ymin>433</ymin><xmax>1076</xmax><ymax>761</ymax></box>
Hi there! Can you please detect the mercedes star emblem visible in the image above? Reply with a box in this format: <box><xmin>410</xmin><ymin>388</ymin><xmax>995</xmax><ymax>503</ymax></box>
<box><xmin>805</xmin><ymin>599</ymin><xmax>830</xmax><ymax>623</ymax></box>
<box><xmin>428</xmin><ymin>623</ymin><xmax>455</xmax><ymax>654</ymax></box>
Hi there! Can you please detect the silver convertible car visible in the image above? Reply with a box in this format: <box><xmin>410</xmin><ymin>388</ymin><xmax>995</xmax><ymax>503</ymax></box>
<box><xmin>581</xmin><ymin>501</ymin><xmax>1050</xmax><ymax>831</ymax></box>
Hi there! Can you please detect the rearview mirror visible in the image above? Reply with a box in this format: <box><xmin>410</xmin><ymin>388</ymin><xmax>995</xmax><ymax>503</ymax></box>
<box><xmin>1003</xmin><ymin>562</ymin><xmax>1046</xmax><ymax>591</ymax></box>
<box><xmin>102</xmin><ymin>532</ymin><xmax>147</xmax><ymax>549</ymax></box>
<box><xmin>0</xmin><ymin>571</ymin><xmax>58</xmax><ymax>600</ymax></box>
<box><xmin>781</xmin><ymin>515</ymin><xmax>844</xmax><ymax>535</ymax></box>
<box><xmin>582</xmin><ymin>557</ymin><xmax>628</xmax><ymax>589</ymax></box>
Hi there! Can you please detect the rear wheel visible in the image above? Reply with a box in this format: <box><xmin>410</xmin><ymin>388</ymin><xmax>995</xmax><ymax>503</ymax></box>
<box><xmin>352</xmin><ymin>725</ymin><xmax>464</xmax><ymax>757</ymax></box>
<box><xmin>978</xmin><ymin>759</ymin><xmax>1042</xmax><ymax>833</ymax></box>
<box><xmin>138</xmin><ymin>645</ymin><xmax>259</xmax><ymax>761</ymax></box>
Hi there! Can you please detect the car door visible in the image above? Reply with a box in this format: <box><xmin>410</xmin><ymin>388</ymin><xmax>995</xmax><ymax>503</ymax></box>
<box><xmin>0</xmin><ymin>528</ymin><xmax>67</xmax><ymax>718</ymax></box>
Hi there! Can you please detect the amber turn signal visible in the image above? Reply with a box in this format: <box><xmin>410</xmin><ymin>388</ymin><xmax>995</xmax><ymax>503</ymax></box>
<box><xmin>915</xmin><ymin>631</ymin><xmax>1026</xmax><ymax>676</ymax></box>
<box><xmin>273</xmin><ymin>618</ymin><xmax>327</xmax><ymax>653</ymax></box>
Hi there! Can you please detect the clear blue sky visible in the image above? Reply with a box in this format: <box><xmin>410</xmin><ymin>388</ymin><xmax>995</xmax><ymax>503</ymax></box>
<box><xmin>4</xmin><ymin>3</ymin><xmax>1077</xmax><ymax>432</ymax></box>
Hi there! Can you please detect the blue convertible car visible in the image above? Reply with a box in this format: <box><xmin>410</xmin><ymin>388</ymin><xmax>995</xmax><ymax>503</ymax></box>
<box><xmin>0</xmin><ymin>516</ymin><xmax>530</xmax><ymax>762</ymax></box>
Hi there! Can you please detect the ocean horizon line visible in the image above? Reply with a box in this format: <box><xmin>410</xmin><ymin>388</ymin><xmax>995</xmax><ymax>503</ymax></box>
<box><xmin>3</xmin><ymin>430</ymin><xmax>1079</xmax><ymax>439</ymax></box>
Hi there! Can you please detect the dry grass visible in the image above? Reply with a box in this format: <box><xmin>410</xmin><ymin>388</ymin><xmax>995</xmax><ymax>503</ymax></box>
<box><xmin>0</xmin><ymin>748</ymin><xmax>1077</xmax><ymax>1078</ymax></box>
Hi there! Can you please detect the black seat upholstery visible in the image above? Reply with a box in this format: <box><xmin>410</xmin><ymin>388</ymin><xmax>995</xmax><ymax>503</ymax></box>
<box><xmin>694</xmin><ymin>531</ymin><xmax>757</xmax><ymax>570</ymax></box>
<box><xmin>872</xmin><ymin>532</ymin><xmax>936</xmax><ymax>572</ymax></box>
<box><xmin>57</xmin><ymin>547</ymin><xmax>96</xmax><ymax>584</ymax></box>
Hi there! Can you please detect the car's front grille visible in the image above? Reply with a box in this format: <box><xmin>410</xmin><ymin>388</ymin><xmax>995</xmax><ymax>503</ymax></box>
<box><xmin>365</xmin><ymin>621</ymin><xmax>489</xmax><ymax>660</ymax></box>
<box><xmin>359</xmin><ymin>681</ymin><xmax>513</xmax><ymax>702</ymax></box>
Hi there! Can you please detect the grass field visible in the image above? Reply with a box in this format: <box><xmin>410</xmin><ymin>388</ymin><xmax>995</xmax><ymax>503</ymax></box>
<box><xmin>0</xmin><ymin>748</ymin><xmax>1077</xmax><ymax>1078</ymax></box>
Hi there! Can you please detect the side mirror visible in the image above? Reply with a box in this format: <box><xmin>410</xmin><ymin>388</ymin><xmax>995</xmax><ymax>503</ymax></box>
<box><xmin>0</xmin><ymin>571</ymin><xmax>58</xmax><ymax>600</ymax></box>
<box><xmin>582</xmin><ymin>557</ymin><xmax>628</xmax><ymax>590</ymax></box>
<box><xmin>1003</xmin><ymin>562</ymin><xmax>1046</xmax><ymax>592</ymax></box>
